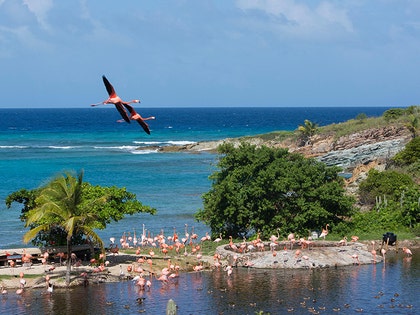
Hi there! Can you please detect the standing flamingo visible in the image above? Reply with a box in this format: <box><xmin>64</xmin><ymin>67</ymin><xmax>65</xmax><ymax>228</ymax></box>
<box><xmin>319</xmin><ymin>224</ymin><xmax>329</xmax><ymax>240</ymax></box>
<box><xmin>381</xmin><ymin>248</ymin><xmax>387</xmax><ymax>261</ymax></box>
<box><xmin>371</xmin><ymin>241</ymin><xmax>377</xmax><ymax>264</ymax></box>
<box><xmin>213</xmin><ymin>233</ymin><xmax>223</xmax><ymax>243</ymax></box>
<box><xmin>402</xmin><ymin>247</ymin><xmax>413</xmax><ymax>257</ymax></box>
<box><xmin>287</xmin><ymin>233</ymin><xmax>295</xmax><ymax>250</ymax></box>
<box><xmin>351</xmin><ymin>254</ymin><xmax>360</xmax><ymax>265</ymax></box>
<box><xmin>338</xmin><ymin>236</ymin><xmax>348</xmax><ymax>246</ymax></box>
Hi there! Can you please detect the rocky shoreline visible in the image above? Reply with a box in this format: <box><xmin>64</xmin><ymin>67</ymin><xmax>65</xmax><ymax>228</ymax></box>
<box><xmin>138</xmin><ymin>126</ymin><xmax>412</xmax><ymax>183</ymax></box>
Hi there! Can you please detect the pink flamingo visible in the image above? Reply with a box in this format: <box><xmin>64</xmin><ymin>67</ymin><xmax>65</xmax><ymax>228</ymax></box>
<box><xmin>213</xmin><ymin>233</ymin><xmax>223</xmax><ymax>243</ymax></box>
<box><xmin>319</xmin><ymin>224</ymin><xmax>329</xmax><ymax>240</ymax></box>
<box><xmin>136</xmin><ymin>276</ymin><xmax>146</xmax><ymax>289</ymax></box>
<box><xmin>225</xmin><ymin>265</ymin><xmax>233</xmax><ymax>276</ymax></box>
<box><xmin>287</xmin><ymin>233</ymin><xmax>295</xmax><ymax>250</ymax></box>
<box><xmin>338</xmin><ymin>236</ymin><xmax>347</xmax><ymax>246</ymax></box>
<box><xmin>156</xmin><ymin>273</ymin><xmax>168</xmax><ymax>283</ymax></box>
<box><xmin>371</xmin><ymin>248</ymin><xmax>377</xmax><ymax>264</ymax></box>
<box><xmin>381</xmin><ymin>248</ymin><xmax>386</xmax><ymax>261</ymax></box>
<box><xmin>402</xmin><ymin>247</ymin><xmax>412</xmax><ymax>257</ymax></box>
<box><xmin>229</xmin><ymin>236</ymin><xmax>238</xmax><ymax>251</ymax></box>
<box><xmin>91</xmin><ymin>75</ymin><xmax>154</xmax><ymax>134</ymax></box>
<box><xmin>146</xmin><ymin>279</ymin><xmax>152</xmax><ymax>291</ymax></box>
<box><xmin>118</xmin><ymin>103</ymin><xmax>155</xmax><ymax>135</ymax></box>
<box><xmin>201</xmin><ymin>232</ymin><xmax>211</xmax><ymax>243</ymax></box>
<box><xmin>351</xmin><ymin>254</ymin><xmax>360</xmax><ymax>265</ymax></box>
<box><xmin>91</xmin><ymin>76</ymin><xmax>138</xmax><ymax>122</ymax></box>
<box><xmin>370</xmin><ymin>241</ymin><xmax>377</xmax><ymax>262</ymax></box>
<box><xmin>19</xmin><ymin>272</ymin><xmax>26</xmax><ymax>289</ymax></box>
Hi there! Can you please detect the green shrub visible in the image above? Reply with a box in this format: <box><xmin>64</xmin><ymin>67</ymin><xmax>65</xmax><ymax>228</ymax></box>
<box><xmin>393</xmin><ymin>137</ymin><xmax>420</xmax><ymax>165</ymax></box>
<box><xmin>358</xmin><ymin>169</ymin><xmax>416</xmax><ymax>205</ymax></box>
<box><xmin>383</xmin><ymin>108</ymin><xmax>405</xmax><ymax>121</ymax></box>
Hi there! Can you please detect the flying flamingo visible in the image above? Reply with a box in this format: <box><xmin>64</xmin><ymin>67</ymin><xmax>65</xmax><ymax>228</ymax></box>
<box><xmin>91</xmin><ymin>75</ymin><xmax>137</xmax><ymax>122</ymax></box>
<box><xmin>91</xmin><ymin>75</ymin><xmax>154</xmax><ymax>134</ymax></box>
<box><xmin>118</xmin><ymin>103</ymin><xmax>155</xmax><ymax>135</ymax></box>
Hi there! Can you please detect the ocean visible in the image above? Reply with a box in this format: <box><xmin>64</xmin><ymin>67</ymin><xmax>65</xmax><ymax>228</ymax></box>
<box><xmin>1</xmin><ymin>106</ymin><xmax>419</xmax><ymax>315</ymax></box>
<box><xmin>0</xmin><ymin>107</ymin><xmax>390</xmax><ymax>248</ymax></box>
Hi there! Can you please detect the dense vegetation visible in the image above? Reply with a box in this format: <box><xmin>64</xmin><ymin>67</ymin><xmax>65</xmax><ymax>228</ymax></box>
<box><xmin>6</xmin><ymin>170</ymin><xmax>155</xmax><ymax>285</ymax></box>
<box><xmin>196</xmin><ymin>142</ymin><xmax>355</xmax><ymax>239</ymax></box>
<box><xmin>6</xmin><ymin>171</ymin><xmax>156</xmax><ymax>248</ymax></box>
<box><xmin>198</xmin><ymin>106</ymin><xmax>420</xmax><ymax>240</ymax></box>
<box><xmin>351</xmin><ymin>134</ymin><xmax>420</xmax><ymax>236</ymax></box>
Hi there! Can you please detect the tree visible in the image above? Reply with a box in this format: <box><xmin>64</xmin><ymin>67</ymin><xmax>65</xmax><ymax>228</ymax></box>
<box><xmin>393</xmin><ymin>137</ymin><xmax>420</xmax><ymax>165</ymax></box>
<box><xmin>195</xmin><ymin>142</ymin><xmax>354</xmax><ymax>239</ymax></box>
<box><xmin>6</xmin><ymin>170</ymin><xmax>156</xmax><ymax>286</ymax></box>
<box><xmin>297</xmin><ymin>119</ymin><xmax>318</xmax><ymax>145</ymax></box>
<box><xmin>358</xmin><ymin>169</ymin><xmax>417</xmax><ymax>205</ymax></box>
<box><xmin>383</xmin><ymin>108</ymin><xmax>405</xmax><ymax>121</ymax></box>
<box><xmin>397</xmin><ymin>185</ymin><xmax>420</xmax><ymax>229</ymax></box>
<box><xmin>355</xmin><ymin>113</ymin><xmax>367</xmax><ymax>123</ymax></box>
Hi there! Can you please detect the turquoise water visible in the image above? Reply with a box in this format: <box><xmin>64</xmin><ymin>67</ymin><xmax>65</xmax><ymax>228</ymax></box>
<box><xmin>1</xmin><ymin>107</ymin><xmax>390</xmax><ymax>248</ymax></box>
<box><xmin>0</xmin><ymin>107</ymin><xmax>418</xmax><ymax>314</ymax></box>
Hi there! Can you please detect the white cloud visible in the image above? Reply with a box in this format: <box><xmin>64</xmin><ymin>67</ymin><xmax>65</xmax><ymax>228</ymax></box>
<box><xmin>22</xmin><ymin>0</ymin><xmax>53</xmax><ymax>31</ymax></box>
<box><xmin>236</xmin><ymin>0</ymin><xmax>354</xmax><ymax>39</ymax></box>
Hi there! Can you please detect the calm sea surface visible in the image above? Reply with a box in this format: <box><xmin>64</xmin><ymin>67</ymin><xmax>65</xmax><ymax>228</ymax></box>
<box><xmin>1</xmin><ymin>250</ymin><xmax>418</xmax><ymax>314</ymax></box>
<box><xmin>1</xmin><ymin>107</ymin><xmax>418</xmax><ymax>314</ymax></box>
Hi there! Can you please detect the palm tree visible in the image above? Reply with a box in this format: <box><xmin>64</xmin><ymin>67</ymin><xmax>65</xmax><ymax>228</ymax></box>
<box><xmin>23</xmin><ymin>170</ymin><xmax>106</xmax><ymax>286</ymax></box>
<box><xmin>298</xmin><ymin>119</ymin><xmax>318</xmax><ymax>145</ymax></box>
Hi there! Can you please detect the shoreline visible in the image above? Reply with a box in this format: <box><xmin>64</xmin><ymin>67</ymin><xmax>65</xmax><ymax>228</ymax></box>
<box><xmin>1</xmin><ymin>239</ymin><xmax>417</xmax><ymax>291</ymax></box>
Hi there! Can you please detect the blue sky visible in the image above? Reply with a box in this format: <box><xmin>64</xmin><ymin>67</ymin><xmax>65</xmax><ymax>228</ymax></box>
<box><xmin>0</xmin><ymin>0</ymin><xmax>419</xmax><ymax>108</ymax></box>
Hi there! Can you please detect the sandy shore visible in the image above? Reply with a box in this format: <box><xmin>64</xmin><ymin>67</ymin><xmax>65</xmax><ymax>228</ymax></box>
<box><xmin>0</xmin><ymin>239</ymin><xmax>417</xmax><ymax>291</ymax></box>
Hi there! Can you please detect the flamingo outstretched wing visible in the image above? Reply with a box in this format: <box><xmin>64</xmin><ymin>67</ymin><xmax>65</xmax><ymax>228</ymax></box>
<box><xmin>137</xmin><ymin>119</ymin><xmax>151</xmax><ymax>135</ymax></box>
<box><xmin>124</xmin><ymin>104</ymin><xmax>151</xmax><ymax>135</ymax></box>
<box><xmin>102</xmin><ymin>75</ymin><xmax>130</xmax><ymax>123</ymax></box>
<box><xmin>115</xmin><ymin>103</ymin><xmax>131</xmax><ymax>124</ymax></box>
<box><xmin>102</xmin><ymin>75</ymin><xmax>116</xmax><ymax>98</ymax></box>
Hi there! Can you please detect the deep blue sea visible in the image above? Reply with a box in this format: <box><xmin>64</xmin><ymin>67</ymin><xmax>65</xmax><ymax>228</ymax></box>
<box><xmin>0</xmin><ymin>107</ymin><xmax>391</xmax><ymax>248</ymax></box>
<box><xmin>1</xmin><ymin>107</ymin><xmax>419</xmax><ymax>315</ymax></box>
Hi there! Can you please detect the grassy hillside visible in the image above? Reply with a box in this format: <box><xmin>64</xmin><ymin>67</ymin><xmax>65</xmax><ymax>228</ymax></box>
<box><xmin>253</xmin><ymin>105</ymin><xmax>419</xmax><ymax>142</ymax></box>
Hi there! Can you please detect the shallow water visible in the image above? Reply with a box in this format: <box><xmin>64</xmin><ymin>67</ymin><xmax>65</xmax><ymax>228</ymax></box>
<box><xmin>1</xmin><ymin>249</ymin><xmax>418</xmax><ymax>315</ymax></box>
